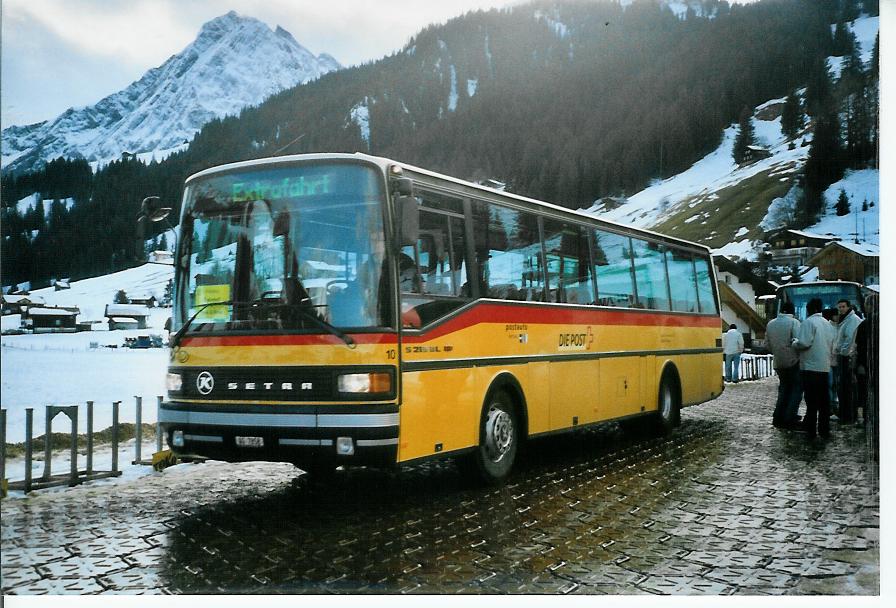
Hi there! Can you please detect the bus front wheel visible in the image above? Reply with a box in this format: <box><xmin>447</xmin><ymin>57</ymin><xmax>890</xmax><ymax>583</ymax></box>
<box><xmin>460</xmin><ymin>390</ymin><xmax>519</xmax><ymax>484</ymax></box>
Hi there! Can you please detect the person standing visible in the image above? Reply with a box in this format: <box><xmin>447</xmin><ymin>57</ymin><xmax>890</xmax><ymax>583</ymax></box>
<box><xmin>766</xmin><ymin>301</ymin><xmax>802</xmax><ymax>429</ymax></box>
<box><xmin>835</xmin><ymin>299</ymin><xmax>863</xmax><ymax>424</ymax></box>
<box><xmin>855</xmin><ymin>293</ymin><xmax>878</xmax><ymax>460</ymax></box>
<box><xmin>723</xmin><ymin>323</ymin><xmax>745</xmax><ymax>383</ymax></box>
<box><xmin>822</xmin><ymin>308</ymin><xmax>840</xmax><ymax>413</ymax></box>
<box><xmin>793</xmin><ymin>298</ymin><xmax>835</xmax><ymax>439</ymax></box>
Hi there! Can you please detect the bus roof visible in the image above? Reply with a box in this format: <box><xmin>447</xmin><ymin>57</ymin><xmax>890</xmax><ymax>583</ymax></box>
<box><xmin>777</xmin><ymin>280</ymin><xmax>864</xmax><ymax>290</ymax></box>
<box><xmin>185</xmin><ymin>152</ymin><xmax>713</xmax><ymax>255</ymax></box>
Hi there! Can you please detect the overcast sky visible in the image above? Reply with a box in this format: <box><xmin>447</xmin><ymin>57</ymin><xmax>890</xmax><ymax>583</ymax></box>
<box><xmin>1</xmin><ymin>0</ymin><xmax>515</xmax><ymax>128</ymax></box>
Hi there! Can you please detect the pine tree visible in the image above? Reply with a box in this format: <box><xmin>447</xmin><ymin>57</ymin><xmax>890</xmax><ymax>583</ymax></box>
<box><xmin>732</xmin><ymin>107</ymin><xmax>755</xmax><ymax>164</ymax></box>
<box><xmin>804</xmin><ymin>54</ymin><xmax>833</xmax><ymax>116</ymax></box>
<box><xmin>781</xmin><ymin>92</ymin><xmax>803</xmax><ymax>139</ymax></box>
<box><xmin>800</xmin><ymin>110</ymin><xmax>843</xmax><ymax>225</ymax></box>
<box><xmin>835</xmin><ymin>189</ymin><xmax>850</xmax><ymax>215</ymax></box>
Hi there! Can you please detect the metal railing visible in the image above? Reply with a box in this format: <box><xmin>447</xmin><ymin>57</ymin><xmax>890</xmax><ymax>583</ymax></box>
<box><xmin>1</xmin><ymin>396</ymin><xmax>165</xmax><ymax>495</ymax></box>
<box><xmin>739</xmin><ymin>354</ymin><xmax>776</xmax><ymax>381</ymax></box>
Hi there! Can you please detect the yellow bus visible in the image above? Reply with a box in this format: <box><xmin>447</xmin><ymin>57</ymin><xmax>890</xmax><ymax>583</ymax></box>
<box><xmin>158</xmin><ymin>153</ymin><xmax>723</xmax><ymax>482</ymax></box>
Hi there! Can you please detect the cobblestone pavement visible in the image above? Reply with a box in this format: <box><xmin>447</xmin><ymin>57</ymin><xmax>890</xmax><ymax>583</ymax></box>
<box><xmin>1</xmin><ymin>378</ymin><xmax>879</xmax><ymax>595</ymax></box>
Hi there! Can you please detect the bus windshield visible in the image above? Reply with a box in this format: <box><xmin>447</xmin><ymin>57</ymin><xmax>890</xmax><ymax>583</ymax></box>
<box><xmin>174</xmin><ymin>163</ymin><xmax>392</xmax><ymax>334</ymax></box>
<box><xmin>778</xmin><ymin>283</ymin><xmax>863</xmax><ymax>320</ymax></box>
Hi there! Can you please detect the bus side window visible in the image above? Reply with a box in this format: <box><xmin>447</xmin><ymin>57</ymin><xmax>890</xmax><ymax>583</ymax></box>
<box><xmin>667</xmin><ymin>248</ymin><xmax>700</xmax><ymax>313</ymax></box>
<box><xmin>399</xmin><ymin>202</ymin><xmax>472</xmax><ymax>327</ymax></box>
<box><xmin>592</xmin><ymin>229</ymin><xmax>636</xmax><ymax>308</ymax></box>
<box><xmin>694</xmin><ymin>256</ymin><xmax>718</xmax><ymax>314</ymax></box>
<box><xmin>474</xmin><ymin>202</ymin><xmax>545</xmax><ymax>302</ymax></box>
<box><xmin>542</xmin><ymin>219</ymin><xmax>594</xmax><ymax>304</ymax></box>
<box><xmin>631</xmin><ymin>237</ymin><xmax>670</xmax><ymax>311</ymax></box>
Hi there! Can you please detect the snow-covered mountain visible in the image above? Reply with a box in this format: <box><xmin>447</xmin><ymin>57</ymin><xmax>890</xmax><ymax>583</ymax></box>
<box><xmin>1</xmin><ymin>11</ymin><xmax>341</xmax><ymax>174</ymax></box>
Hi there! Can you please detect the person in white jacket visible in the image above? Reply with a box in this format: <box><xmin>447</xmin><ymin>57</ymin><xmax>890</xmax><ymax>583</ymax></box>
<box><xmin>793</xmin><ymin>298</ymin><xmax>835</xmax><ymax>439</ymax></box>
<box><xmin>723</xmin><ymin>324</ymin><xmax>745</xmax><ymax>383</ymax></box>
<box><xmin>835</xmin><ymin>299</ymin><xmax>863</xmax><ymax>423</ymax></box>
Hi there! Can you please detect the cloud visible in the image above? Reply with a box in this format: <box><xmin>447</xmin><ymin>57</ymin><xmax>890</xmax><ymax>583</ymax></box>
<box><xmin>1</xmin><ymin>0</ymin><xmax>510</xmax><ymax>127</ymax></box>
<box><xmin>4</xmin><ymin>0</ymin><xmax>195</xmax><ymax>69</ymax></box>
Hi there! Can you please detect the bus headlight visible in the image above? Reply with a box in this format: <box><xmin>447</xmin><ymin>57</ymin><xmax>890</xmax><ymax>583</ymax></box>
<box><xmin>166</xmin><ymin>372</ymin><xmax>183</xmax><ymax>392</ymax></box>
<box><xmin>337</xmin><ymin>372</ymin><xmax>392</xmax><ymax>394</ymax></box>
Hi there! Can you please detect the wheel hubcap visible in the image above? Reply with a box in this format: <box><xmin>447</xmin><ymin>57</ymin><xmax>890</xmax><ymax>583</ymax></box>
<box><xmin>661</xmin><ymin>385</ymin><xmax>673</xmax><ymax>419</ymax></box>
<box><xmin>484</xmin><ymin>406</ymin><xmax>513</xmax><ymax>463</ymax></box>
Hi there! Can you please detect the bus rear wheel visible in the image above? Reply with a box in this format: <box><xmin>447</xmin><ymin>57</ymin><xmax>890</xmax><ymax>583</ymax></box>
<box><xmin>460</xmin><ymin>390</ymin><xmax>519</xmax><ymax>484</ymax></box>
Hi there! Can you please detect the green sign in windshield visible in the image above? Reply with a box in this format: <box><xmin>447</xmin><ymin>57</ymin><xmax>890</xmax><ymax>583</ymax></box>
<box><xmin>232</xmin><ymin>175</ymin><xmax>332</xmax><ymax>203</ymax></box>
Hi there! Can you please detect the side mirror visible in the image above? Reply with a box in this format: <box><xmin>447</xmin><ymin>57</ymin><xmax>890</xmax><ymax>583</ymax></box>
<box><xmin>398</xmin><ymin>195</ymin><xmax>419</xmax><ymax>246</ymax></box>
<box><xmin>393</xmin><ymin>178</ymin><xmax>413</xmax><ymax>196</ymax></box>
<box><xmin>138</xmin><ymin>196</ymin><xmax>172</xmax><ymax>222</ymax></box>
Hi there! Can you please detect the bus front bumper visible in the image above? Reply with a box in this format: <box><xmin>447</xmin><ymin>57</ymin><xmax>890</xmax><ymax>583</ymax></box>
<box><xmin>158</xmin><ymin>401</ymin><xmax>399</xmax><ymax>466</ymax></box>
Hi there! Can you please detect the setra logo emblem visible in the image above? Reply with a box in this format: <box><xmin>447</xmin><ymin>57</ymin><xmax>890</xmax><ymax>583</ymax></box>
<box><xmin>196</xmin><ymin>371</ymin><xmax>215</xmax><ymax>395</ymax></box>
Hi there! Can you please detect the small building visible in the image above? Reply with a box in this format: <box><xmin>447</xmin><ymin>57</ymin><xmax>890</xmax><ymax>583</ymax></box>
<box><xmin>104</xmin><ymin>304</ymin><xmax>149</xmax><ymax>330</ymax></box>
<box><xmin>53</xmin><ymin>278</ymin><xmax>71</xmax><ymax>291</ymax></box>
<box><xmin>764</xmin><ymin>229</ymin><xmax>840</xmax><ymax>268</ymax></box>
<box><xmin>1</xmin><ymin>294</ymin><xmax>45</xmax><ymax>315</ymax></box>
<box><xmin>22</xmin><ymin>306</ymin><xmax>79</xmax><ymax>333</ymax></box>
<box><xmin>108</xmin><ymin>317</ymin><xmax>141</xmax><ymax>331</ymax></box>
<box><xmin>743</xmin><ymin>145</ymin><xmax>771</xmax><ymax>163</ymax></box>
<box><xmin>807</xmin><ymin>241</ymin><xmax>880</xmax><ymax>285</ymax></box>
<box><xmin>714</xmin><ymin>256</ymin><xmax>776</xmax><ymax>350</ymax></box>
<box><xmin>149</xmin><ymin>250</ymin><xmax>173</xmax><ymax>264</ymax></box>
<box><xmin>129</xmin><ymin>294</ymin><xmax>158</xmax><ymax>308</ymax></box>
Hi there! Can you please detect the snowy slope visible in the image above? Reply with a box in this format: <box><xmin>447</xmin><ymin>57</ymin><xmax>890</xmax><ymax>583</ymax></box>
<box><xmin>584</xmin><ymin>93</ymin><xmax>878</xmax><ymax>262</ymax></box>
<box><xmin>1</xmin><ymin>263</ymin><xmax>176</xmax><ymax>443</ymax></box>
<box><xmin>585</xmin><ymin>100</ymin><xmax>809</xmax><ymax>232</ymax></box>
<box><xmin>26</xmin><ymin>262</ymin><xmax>174</xmax><ymax>323</ymax></box>
<box><xmin>810</xmin><ymin>169</ymin><xmax>879</xmax><ymax>245</ymax></box>
<box><xmin>2</xmin><ymin>12</ymin><xmax>341</xmax><ymax>173</ymax></box>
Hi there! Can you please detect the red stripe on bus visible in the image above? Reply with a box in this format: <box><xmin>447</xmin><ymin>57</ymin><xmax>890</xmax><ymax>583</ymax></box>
<box><xmin>181</xmin><ymin>333</ymin><xmax>397</xmax><ymax>347</ymax></box>
<box><xmin>179</xmin><ymin>304</ymin><xmax>718</xmax><ymax>347</ymax></box>
<box><xmin>403</xmin><ymin>304</ymin><xmax>720</xmax><ymax>343</ymax></box>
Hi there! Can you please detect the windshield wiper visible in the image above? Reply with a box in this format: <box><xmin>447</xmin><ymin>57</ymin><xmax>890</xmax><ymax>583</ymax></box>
<box><xmin>289</xmin><ymin>304</ymin><xmax>356</xmax><ymax>348</ymax></box>
<box><xmin>170</xmin><ymin>299</ymin><xmax>356</xmax><ymax>349</ymax></box>
<box><xmin>170</xmin><ymin>300</ymin><xmax>241</xmax><ymax>349</ymax></box>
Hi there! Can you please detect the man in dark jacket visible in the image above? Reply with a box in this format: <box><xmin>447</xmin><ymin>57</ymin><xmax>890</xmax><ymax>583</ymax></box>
<box><xmin>855</xmin><ymin>293</ymin><xmax>878</xmax><ymax>460</ymax></box>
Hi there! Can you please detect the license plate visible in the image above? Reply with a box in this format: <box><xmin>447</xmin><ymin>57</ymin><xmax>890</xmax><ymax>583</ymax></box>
<box><xmin>235</xmin><ymin>436</ymin><xmax>264</xmax><ymax>448</ymax></box>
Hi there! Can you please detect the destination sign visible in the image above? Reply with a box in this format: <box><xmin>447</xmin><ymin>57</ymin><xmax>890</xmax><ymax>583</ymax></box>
<box><xmin>231</xmin><ymin>175</ymin><xmax>332</xmax><ymax>203</ymax></box>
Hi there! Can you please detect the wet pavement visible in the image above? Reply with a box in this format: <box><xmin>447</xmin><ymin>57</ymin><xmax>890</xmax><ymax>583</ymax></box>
<box><xmin>1</xmin><ymin>378</ymin><xmax>879</xmax><ymax>595</ymax></box>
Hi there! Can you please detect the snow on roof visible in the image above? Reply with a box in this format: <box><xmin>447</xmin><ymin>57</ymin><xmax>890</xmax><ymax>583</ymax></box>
<box><xmin>110</xmin><ymin>317</ymin><xmax>140</xmax><ymax>323</ymax></box>
<box><xmin>831</xmin><ymin>241</ymin><xmax>879</xmax><ymax>257</ymax></box>
<box><xmin>755</xmin><ymin>97</ymin><xmax>787</xmax><ymax>110</ymax></box>
<box><xmin>27</xmin><ymin>307</ymin><xmax>78</xmax><ymax>317</ymax></box>
<box><xmin>3</xmin><ymin>294</ymin><xmax>32</xmax><ymax>303</ymax></box>
<box><xmin>105</xmin><ymin>304</ymin><xmax>149</xmax><ymax>317</ymax></box>
<box><xmin>770</xmin><ymin>229</ymin><xmax>840</xmax><ymax>240</ymax></box>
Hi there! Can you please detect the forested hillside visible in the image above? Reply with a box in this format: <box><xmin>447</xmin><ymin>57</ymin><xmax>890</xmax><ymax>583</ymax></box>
<box><xmin>1</xmin><ymin>0</ymin><xmax>879</xmax><ymax>287</ymax></box>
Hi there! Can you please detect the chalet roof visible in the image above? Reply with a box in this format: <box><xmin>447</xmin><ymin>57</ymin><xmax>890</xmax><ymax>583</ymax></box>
<box><xmin>28</xmin><ymin>307</ymin><xmax>78</xmax><ymax>317</ymax></box>
<box><xmin>2</xmin><ymin>294</ymin><xmax>32</xmax><ymax>304</ymax></box>
<box><xmin>104</xmin><ymin>304</ymin><xmax>149</xmax><ymax>318</ymax></box>
<box><xmin>110</xmin><ymin>317</ymin><xmax>140</xmax><ymax>324</ymax></box>
<box><xmin>713</xmin><ymin>255</ymin><xmax>776</xmax><ymax>297</ymax></box>
<box><xmin>808</xmin><ymin>241</ymin><xmax>879</xmax><ymax>266</ymax></box>
<box><xmin>765</xmin><ymin>228</ymin><xmax>840</xmax><ymax>241</ymax></box>
<box><xmin>718</xmin><ymin>282</ymin><xmax>767</xmax><ymax>335</ymax></box>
